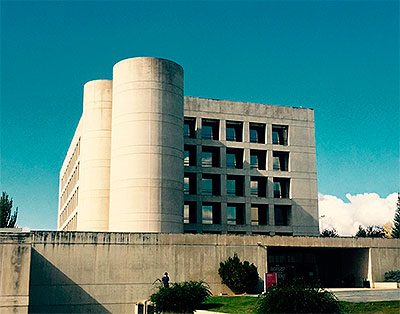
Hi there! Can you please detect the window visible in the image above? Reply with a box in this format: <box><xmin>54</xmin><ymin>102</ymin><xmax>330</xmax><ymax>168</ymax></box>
<box><xmin>273</xmin><ymin>151</ymin><xmax>289</xmax><ymax>171</ymax></box>
<box><xmin>250</xmin><ymin>150</ymin><xmax>266</xmax><ymax>170</ymax></box>
<box><xmin>184</xmin><ymin>202</ymin><xmax>197</xmax><ymax>224</ymax></box>
<box><xmin>202</xmin><ymin>203</ymin><xmax>221</xmax><ymax>224</ymax></box>
<box><xmin>184</xmin><ymin>173</ymin><xmax>196</xmax><ymax>195</ymax></box>
<box><xmin>275</xmin><ymin>205</ymin><xmax>291</xmax><ymax>226</ymax></box>
<box><xmin>226</xmin><ymin>175</ymin><xmax>244</xmax><ymax>196</ymax></box>
<box><xmin>184</xmin><ymin>117</ymin><xmax>196</xmax><ymax>138</ymax></box>
<box><xmin>273</xmin><ymin>178</ymin><xmax>290</xmax><ymax>198</ymax></box>
<box><xmin>226</xmin><ymin>121</ymin><xmax>243</xmax><ymax>142</ymax></box>
<box><xmin>202</xmin><ymin>174</ymin><xmax>220</xmax><ymax>196</ymax></box>
<box><xmin>202</xmin><ymin>205</ymin><xmax>213</xmax><ymax>224</ymax></box>
<box><xmin>250</xmin><ymin>180</ymin><xmax>258</xmax><ymax>196</ymax></box>
<box><xmin>184</xmin><ymin>145</ymin><xmax>196</xmax><ymax>166</ymax></box>
<box><xmin>226</xmin><ymin>148</ymin><xmax>243</xmax><ymax>169</ymax></box>
<box><xmin>249</xmin><ymin>123</ymin><xmax>266</xmax><ymax>143</ymax></box>
<box><xmin>272</xmin><ymin>125</ymin><xmax>288</xmax><ymax>145</ymax></box>
<box><xmin>202</xmin><ymin>119</ymin><xmax>219</xmax><ymax>140</ymax></box>
<box><xmin>201</xmin><ymin>146</ymin><xmax>220</xmax><ymax>167</ymax></box>
<box><xmin>251</xmin><ymin>204</ymin><xmax>268</xmax><ymax>225</ymax></box>
<box><xmin>227</xmin><ymin>203</ymin><xmax>245</xmax><ymax>225</ymax></box>
<box><xmin>250</xmin><ymin>177</ymin><xmax>267</xmax><ymax>197</ymax></box>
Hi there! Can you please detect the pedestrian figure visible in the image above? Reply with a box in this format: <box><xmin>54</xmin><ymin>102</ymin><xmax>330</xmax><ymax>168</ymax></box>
<box><xmin>162</xmin><ymin>272</ymin><xmax>169</xmax><ymax>288</ymax></box>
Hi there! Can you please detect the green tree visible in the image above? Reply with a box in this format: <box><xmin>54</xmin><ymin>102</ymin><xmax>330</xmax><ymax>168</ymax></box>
<box><xmin>0</xmin><ymin>192</ymin><xmax>18</xmax><ymax>228</ymax></box>
<box><xmin>391</xmin><ymin>193</ymin><xmax>400</xmax><ymax>238</ymax></box>
<box><xmin>256</xmin><ymin>281</ymin><xmax>343</xmax><ymax>314</ymax></box>
<box><xmin>320</xmin><ymin>228</ymin><xmax>339</xmax><ymax>237</ymax></box>
<box><xmin>355</xmin><ymin>225</ymin><xmax>384</xmax><ymax>238</ymax></box>
<box><xmin>218</xmin><ymin>253</ymin><xmax>259</xmax><ymax>294</ymax></box>
<box><xmin>150</xmin><ymin>281</ymin><xmax>211</xmax><ymax>314</ymax></box>
<box><xmin>355</xmin><ymin>225</ymin><xmax>366</xmax><ymax>237</ymax></box>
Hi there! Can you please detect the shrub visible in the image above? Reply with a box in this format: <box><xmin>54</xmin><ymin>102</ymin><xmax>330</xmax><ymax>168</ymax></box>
<box><xmin>384</xmin><ymin>270</ymin><xmax>400</xmax><ymax>282</ymax></box>
<box><xmin>149</xmin><ymin>280</ymin><xmax>211</xmax><ymax>314</ymax></box>
<box><xmin>218</xmin><ymin>253</ymin><xmax>259</xmax><ymax>294</ymax></box>
<box><xmin>321</xmin><ymin>228</ymin><xmax>339</xmax><ymax>237</ymax></box>
<box><xmin>256</xmin><ymin>281</ymin><xmax>343</xmax><ymax>314</ymax></box>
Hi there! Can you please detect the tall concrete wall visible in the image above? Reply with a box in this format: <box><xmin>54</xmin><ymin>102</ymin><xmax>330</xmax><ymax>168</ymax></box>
<box><xmin>1</xmin><ymin>232</ymin><xmax>399</xmax><ymax>313</ymax></box>
<box><xmin>29</xmin><ymin>232</ymin><xmax>266</xmax><ymax>313</ymax></box>
<box><xmin>0</xmin><ymin>232</ymin><xmax>31</xmax><ymax>314</ymax></box>
<box><xmin>78</xmin><ymin>80</ymin><xmax>113</xmax><ymax>231</ymax></box>
<box><xmin>109</xmin><ymin>57</ymin><xmax>184</xmax><ymax>233</ymax></box>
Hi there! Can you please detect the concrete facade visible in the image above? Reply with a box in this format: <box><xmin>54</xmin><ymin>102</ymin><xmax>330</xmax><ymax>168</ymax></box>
<box><xmin>1</xmin><ymin>231</ymin><xmax>399</xmax><ymax>313</ymax></box>
<box><xmin>109</xmin><ymin>58</ymin><xmax>184</xmax><ymax>233</ymax></box>
<box><xmin>58</xmin><ymin>56</ymin><xmax>318</xmax><ymax>235</ymax></box>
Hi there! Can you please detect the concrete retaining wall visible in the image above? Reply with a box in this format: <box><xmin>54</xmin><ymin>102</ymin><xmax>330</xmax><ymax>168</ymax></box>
<box><xmin>0</xmin><ymin>232</ymin><xmax>399</xmax><ymax>313</ymax></box>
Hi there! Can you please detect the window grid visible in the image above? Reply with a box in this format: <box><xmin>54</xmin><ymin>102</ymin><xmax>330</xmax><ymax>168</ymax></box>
<box><xmin>184</xmin><ymin>116</ymin><xmax>292</xmax><ymax>231</ymax></box>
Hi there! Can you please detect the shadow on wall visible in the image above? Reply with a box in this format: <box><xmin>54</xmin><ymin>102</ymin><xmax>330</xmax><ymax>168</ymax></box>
<box><xmin>29</xmin><ymin>249</ymin><xmax>110</xmax><ymax>313</ymax></box>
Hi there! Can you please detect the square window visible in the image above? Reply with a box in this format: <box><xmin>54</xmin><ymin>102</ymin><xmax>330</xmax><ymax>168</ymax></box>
<box><xmin>250</xmin><ymin>154</ymin><xmax>258</xmax><ymax>169</ymax></box>
<box><xmin>184</xmin><ymin>145</ymin><xmax>196</xmax><ymax>166</ymax></box>
<box><xmin>202</xmin><ymin>147</ymin><xmax>220</xmax><ymax>167</ymax></box>
<box><xmin>202</xmin><ymin>205</ymin><xmax>213</xmax><ymax>224</ymax></box>
<box><xmin>202</xmin><ymin>151</ymin><xmax>213</xmax><ymax>167</ymax></box>
<box><xmin>227</xmin><ymin>203</ymin><xmax>245</xmax><ymax>225</ymax></box>
<box><xmin>184</xmin><ymin>173</ymin><xmax>196</xmax><ymax>195</ymax></box>
<box><xmin>251</xmin><ymin>205</ymin><xmax>268</xmax><ymax>225</ymax></box>
<box><xmin>250</xmin><ymin>180</ymin><xmax>258</xmax><ymax>196</ymax></box>
<box><xmin>184</xmin><ymin>117</ymin><xmax>196</xmax><ymax>138</ymax></box>
<box><xmin>184</xmin><ymin>202</ymin><xmax>197</xmax><ymax>224</ymax></box>
<box><xmin>226</xmin><ymin>148</ymin><xmax>243</xmax><ymax>169</ymax></box>
<box><xmin>250</xmin><ymin>177</ymin><xmax>267</xmax><ymax>197</ymax></box>
<box><xmin>272</xmin><ymin>125</ymin><xmax>288</xmax><ymax>145</ymax></box>
<box><xmin>273</xmin><ymin>151</ymin><xmax>289</xmax><ymax>171</ymax></box>
<box><xmin>202</xmin><ymin>119</ymin><xmax>219</xmax><ymax>140</ymax></box>
<box><xmin>275</xmin><ymin>205</ymin><xmax>291</xmax><ymax>226</ymax></box>
<box><xmin>250</xmin><ymin>150</ymin><xmax>266</xmax><ymax>170</ymax></box>
<box><xmin>226</xmin><ymin>121</ymin><xmax>243</xmax><ymax>142</ymax></box>
<box><xmin>249</xmin><ymin>123</ymin><xmax>266</xmax><ymax>143</ymax></box>
<box><xmin>202</xmin><ymin>203</ymin><xmax>221</xmax><ymax>224</ymax></box>
<box><xmin>227</xmin><ymin>205</ymin><xmax>236</xmax><ymax>225</ymax></box>
<box><xmin>273</xmin><ymin>178</ymin><xmax>290</xmax><ymax>198</ymax></box>
<box><xmin>202</xmin><ymin>174</ymin><xmax>220</xmax><ymax>196</ymax></box>
<box><xmin>226</xmin><ymin>175</ymin><xmax>244</xmax><ymax>196</ymax></box>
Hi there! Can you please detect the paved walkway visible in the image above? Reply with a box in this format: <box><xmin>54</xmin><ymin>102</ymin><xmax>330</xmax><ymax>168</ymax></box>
<box><xmin>331</xmin><ymin>289</ymin><xmax>400</xmax><ymax>302</ymax></box>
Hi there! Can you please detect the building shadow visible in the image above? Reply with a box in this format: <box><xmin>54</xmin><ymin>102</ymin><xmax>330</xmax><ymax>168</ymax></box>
<box><xmin>29</xmin><ymin>248</ymin><xmax>111</xmax><ymax>313</ymax></box>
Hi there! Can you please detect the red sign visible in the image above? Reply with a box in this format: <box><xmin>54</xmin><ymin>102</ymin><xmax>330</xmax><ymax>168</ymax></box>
<box><xmin>264</xmin><ymin>273</ymin><xmax>277</xmax><ymax>290</ymax></box>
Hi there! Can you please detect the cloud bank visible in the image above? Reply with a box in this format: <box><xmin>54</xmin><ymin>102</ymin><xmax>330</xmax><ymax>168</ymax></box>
<box><xmin>318</xmin><ymin>192</ymin><xmax>398</xmax><ymax>236</ymax></box>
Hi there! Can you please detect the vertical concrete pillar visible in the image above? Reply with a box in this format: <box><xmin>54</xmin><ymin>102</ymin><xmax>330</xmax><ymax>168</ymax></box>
<box><xmin>78</xmin><ymin>80</ymin><xmax>113</xmax><ymax>231</ymax></box>
<box><xmin>109</xmin><ymin>57</ymin><xmax>184</xmax><ymax>233</ymax></box>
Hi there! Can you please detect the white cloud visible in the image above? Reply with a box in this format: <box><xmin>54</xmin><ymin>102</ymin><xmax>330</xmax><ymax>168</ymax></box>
<box><xmin>318</xmin><ymin>192</ymin><xmax>398</xmax><ymax>236</ymax></box>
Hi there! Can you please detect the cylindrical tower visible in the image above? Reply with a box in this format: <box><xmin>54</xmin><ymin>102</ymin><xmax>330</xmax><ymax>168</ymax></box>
<box><xmin>78</xmin><ymin>80</ymin><xmax>113</xmax><ymax>231</ymax></box>
<box><xmin>109</xmin><ymin>57</ymin><xmax>184</xmax><ymax>232</ymax></box>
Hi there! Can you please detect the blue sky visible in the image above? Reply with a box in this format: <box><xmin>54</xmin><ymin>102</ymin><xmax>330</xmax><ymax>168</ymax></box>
<box><xmin>1</xmin><ymin>1</ymin><xmax>398</xmax><ymax>230</ymax></box>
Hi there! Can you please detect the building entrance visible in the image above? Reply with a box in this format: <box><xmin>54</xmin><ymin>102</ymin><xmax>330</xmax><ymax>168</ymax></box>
<box><xmin>268</xmin><ymin>247</ymin><xmax>369</xmax><ymax>288</ymax></box>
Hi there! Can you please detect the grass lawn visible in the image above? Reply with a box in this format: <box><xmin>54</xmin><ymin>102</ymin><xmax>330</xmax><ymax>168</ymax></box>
<box><xmin>341</xmin><ymin>301</ymin><xmax>400</xmax><ymax>314</ymax></box>
<box><xmin>201</xmin><ymin>296</ymin><xmax>400</xmax><ymax>314</ymax></box>
<box><xmin>200</xmin><ymin>296</ymin><xmax>258</xmax><ymax>314</ymax></box>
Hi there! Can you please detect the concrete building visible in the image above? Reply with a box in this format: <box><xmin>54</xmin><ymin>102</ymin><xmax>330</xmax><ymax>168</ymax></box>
<box><xmin>58</xmin><ymin>57</ymin><xmax>318</xmax><ymax>236</ymax></box>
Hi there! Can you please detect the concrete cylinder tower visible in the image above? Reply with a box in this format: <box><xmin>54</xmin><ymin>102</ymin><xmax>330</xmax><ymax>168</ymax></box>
<box><xmin>78</xmin><ymin>80</ymin><xmax>113</xmax><ymax>231</ymax></box>
<box><xmin>109</xmin><ymin>57</ymin><xmax>184</xmax><ymax>232</ymax></box>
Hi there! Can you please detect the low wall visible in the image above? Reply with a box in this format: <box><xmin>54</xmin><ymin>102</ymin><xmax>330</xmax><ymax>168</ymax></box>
<box><xmin>0</xmin><ymin>231</ymin><xmax>399</xmax><ymax>313</ymax></box>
